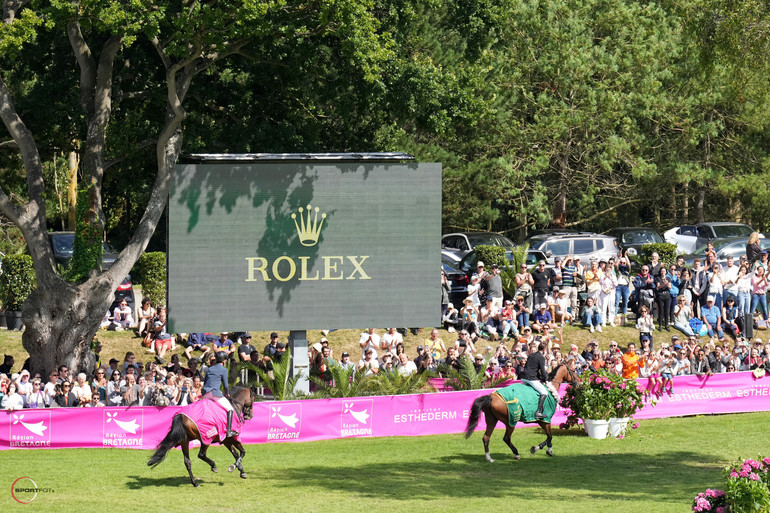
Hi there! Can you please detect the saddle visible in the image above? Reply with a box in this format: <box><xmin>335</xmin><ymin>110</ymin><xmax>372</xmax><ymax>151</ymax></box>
<box><xmin>494</xmin><ymin>383</ymin><xmax>556</xmax><ymax>426</ymax></box>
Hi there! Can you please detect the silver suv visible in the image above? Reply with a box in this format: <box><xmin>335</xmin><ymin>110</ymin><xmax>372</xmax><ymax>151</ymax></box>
<box><xmin>527</xmin><ymin>233</ymin><xmax>619</xmax><ymax>265</ymax></box>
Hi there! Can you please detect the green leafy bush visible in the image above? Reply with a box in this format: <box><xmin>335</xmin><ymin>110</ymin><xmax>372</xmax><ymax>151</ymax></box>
<box><xmin>636</xmin><ymin>242</ymin><xmax>679</xmax><ymax>266</ymax></box>
<box><xmin>137</xmin><ymin>252</ymin><xmax>166</xmax><ymax>307</ymax></box>
<box><xmin>0</xmin><ymin>254</ymin><xmax>36</xmax><ymax>310</ymax></box>
<box><xmin>473</xmin><ymin>245</ymin><xmax>507</xmax><ymax>269</ymax></box>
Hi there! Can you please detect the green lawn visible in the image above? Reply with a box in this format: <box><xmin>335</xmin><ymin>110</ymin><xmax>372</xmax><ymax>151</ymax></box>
<box><xmin>2</xmin><ymin>412</ymin><xmax>767</xmax><ymax>512</ymax></box>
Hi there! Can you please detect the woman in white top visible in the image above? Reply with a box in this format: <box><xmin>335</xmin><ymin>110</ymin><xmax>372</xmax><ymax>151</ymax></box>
<box><xmin>736</xmin><ymin>265</ymin><xmax>752</xmax><ymax>316</ymax></box>
<box><xmin>1</xmin><ymin>383</ymin><xmax>24</xmax><ymax>410</ymax></box>
<box><xmin>24</xmin><ymin>379</ymin><xmax>47</xmax><ymax>408</ymax></box>
<box><xmin>72</xmin><ymin>373</ymin><xmax>92</xmax><ymax>405</ymax></box>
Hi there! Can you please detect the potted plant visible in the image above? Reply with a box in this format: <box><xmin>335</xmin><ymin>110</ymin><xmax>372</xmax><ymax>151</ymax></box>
<box><xmin>559</xmin><ymin>370</ymin><xmax>645</xmax><ymax>439</ymax></box>
<box><xmin>0</xmin><ymin>254</ymin><xmax>36</xmax><ymax>331</ymax></box>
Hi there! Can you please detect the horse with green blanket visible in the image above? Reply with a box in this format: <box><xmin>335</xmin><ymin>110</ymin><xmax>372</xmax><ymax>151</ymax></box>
<box><xmin>465</xmin><ymin>355</ymin><xmax>576</xmax><ymax>462</ymax></box>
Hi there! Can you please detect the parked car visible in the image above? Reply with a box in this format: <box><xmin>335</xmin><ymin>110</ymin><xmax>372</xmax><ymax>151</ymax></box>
<box><xmin>442</xmin><ymin>256</ymin><xmax>470</xmax><ymax>307</ymax></box>
<box><xmin>441</xmin><ymin>232</ymin><xmax>515</xmax><ymax>262</ymax></box>
<box><xmin>47</xmin><ymin>232</ymin><xmax>135</xmax><ymax>315</ymax></box>
<box><xmin>681</xmin><ymin>237</ymin><xmax>770</xmax><ymax>268</ymax></box>
<box><xmin>664</xmin><ymin>223</ymin><xmax>759</xmax><ymax>254</ymax></box>
<box><xmin>606</xmin><ymin>227</ymin><xmax>664</xmax><ymax>256</ymax></box>
<box><xmin>49</xmin><ymin>231</ymin><xmax>119</xmax><ymax>269</ymax></box>
<box><xmin>526</xmin><ymin>233</ymin><xmax>618</xmax><ymax>265</ymax></box>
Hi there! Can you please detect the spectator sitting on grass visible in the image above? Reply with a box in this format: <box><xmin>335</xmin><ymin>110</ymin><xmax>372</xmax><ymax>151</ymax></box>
<box><xmin>532</xmin><ymin>303</ymin><xmax>555</xmax><ymax>333</ymax></box>
<box><xmin>153</xmin><ymin>321</ymin><xmax>176</xmax><ymax>364</ymax></box>
<box><xmin>184</xmin><ymin>333</ymin><xmax>212</xmax><ymax>360</ymax></box>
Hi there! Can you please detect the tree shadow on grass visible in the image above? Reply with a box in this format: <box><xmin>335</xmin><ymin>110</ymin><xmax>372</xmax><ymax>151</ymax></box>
<box><xmin>273</xmin><ymin>450</ymin><xmax>722</xmax><ymax>503</ymax></box>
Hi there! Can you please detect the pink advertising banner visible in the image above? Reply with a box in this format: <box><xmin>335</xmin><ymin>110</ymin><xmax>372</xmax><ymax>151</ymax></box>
<box><xmin>2</xmin><ymin>371</ymin><xmax>769</xmax><ymax>450</ymax></box>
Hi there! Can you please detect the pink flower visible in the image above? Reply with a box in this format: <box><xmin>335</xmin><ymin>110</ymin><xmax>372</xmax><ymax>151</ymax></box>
<box><xmin>716</xmin><ymin>508</ymin><xmax>725</xmax><ymax>513</ymax></box>
<box><xmin>739</xmin><ymin>470</ymin><xmax>749</xmax><ymax>478</ymax></box>
<box><xmin>620</xmin><ymin>382</ymin><xmax>627</xmax><ymax>389</ymax></box>
<box><xmin>618</xmin><ymin>434</ymin><xmax>624</xmax><ymax>439</ymax></box>
<box><xmin>750</xmin><ymin>472</ymin><xmax>760</xmax><ymax>481</ymax></box>
<box><xmin>695</xmin><ymin>497</ymin><xmax>711</xmax><ymax>510</ymax></box>
<box><xmin>730</xmin><ymin>471</ymin><xmax>739</xmax><ymax>478</ymax></box>
<box><xmin>632</xmin><ymin>422</ymin><xmax>639</xmax><ymax>429</ymax></box>
<box><xmin>762</xmin><ymin>457</ymin><xmax>770</xmax><ymax>466</ymax></box>
<box><xmin>747</xmin><ymin>459</ymin><xmax>761</xmax><ymax>469</ymax></box>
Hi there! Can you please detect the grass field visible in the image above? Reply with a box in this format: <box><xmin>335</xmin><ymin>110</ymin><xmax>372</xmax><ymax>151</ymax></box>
<box><xmin>2</xmin><ymin>412</ymin><xmax>768</xmax><ymax>512</ymax></box>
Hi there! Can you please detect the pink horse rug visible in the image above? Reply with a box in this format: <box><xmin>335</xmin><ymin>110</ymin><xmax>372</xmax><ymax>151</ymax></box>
<box><xmin>179</xmin><ymin>399</ymin><xmax>243</xmax><ymax>445</ymax></box>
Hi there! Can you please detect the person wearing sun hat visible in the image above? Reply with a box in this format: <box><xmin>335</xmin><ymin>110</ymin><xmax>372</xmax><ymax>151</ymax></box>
<box><xmin>460</xmin><ymin>297</ymin><xmax>480</xmax><ymax>335</ymax></box>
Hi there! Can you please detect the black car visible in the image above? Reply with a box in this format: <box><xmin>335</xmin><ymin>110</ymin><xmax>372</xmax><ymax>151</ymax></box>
<box><xmin>49</xmin><ymin>231</ymin><xmax>119</xmax><ymax>269</ymax></box>
<box><xmin>606</xmin><ymin>227</ymin><xmax>664</xmax><ymax>256</ymax></box>
<box><xmin>442</xmin><ymin>257</ymin><xmax>470</xmax><ymax>307</ymax></box>
<box><xmin>48</xmin><ymin>231</ymin><xmax>135</xmax><ymax>315</ymax></box>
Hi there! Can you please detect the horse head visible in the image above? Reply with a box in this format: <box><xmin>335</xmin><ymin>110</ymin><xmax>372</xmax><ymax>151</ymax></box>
<box><xmin>231</xmin><ymin>386</ymin><xmax>254</xmax><ymax>422</ymax></box>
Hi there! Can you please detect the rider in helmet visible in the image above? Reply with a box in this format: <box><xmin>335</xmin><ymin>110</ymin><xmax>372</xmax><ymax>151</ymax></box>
<box><xmin>202</xmin><ymin>350</ymin><xmax>238</xmax><ymax>437</ymax></box>
<box><xmin>520</xmin><ymin>341</ymin><xmax>549</xmax><ymax>419</ymax></box>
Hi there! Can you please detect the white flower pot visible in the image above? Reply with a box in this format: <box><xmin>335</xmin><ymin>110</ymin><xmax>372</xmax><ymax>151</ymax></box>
<box><xmin>582</xmin><ymin>418</ymin><xmax>609</xmax><ymax>439</ymax></box>
<box><xmin>609</xmin><ymin>417</ymin><xmax>630</xmax><ymax>437</ymax></box>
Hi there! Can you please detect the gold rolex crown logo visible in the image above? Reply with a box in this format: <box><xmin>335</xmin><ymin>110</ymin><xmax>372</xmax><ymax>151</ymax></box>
<box><xmin>292</xmin><ymin>205</ymin><xmax>326</xmax><ymax>247</ymax></box>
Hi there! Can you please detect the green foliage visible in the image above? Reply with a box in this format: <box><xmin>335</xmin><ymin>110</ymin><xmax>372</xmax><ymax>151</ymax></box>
<box><xmin>473</xmin><ymin>245</ymin><xmax>506</xmax><ymax>269</ymax></box>
<box><xmin>235</xmin><ymin>347</ymin><xmax>301</xmax><ymax>401</ymax></box>
<box><xmin>65</xmin><ymin>181</ymin><xmax>103</xmax><ymax>282</ymax></box>
<box><xmin>0</xmin><ymin>254</ymin><xmax>36</xmax><ymax>310</ymax></box>
<box><xmin>309</xmin><ymin>365</ymin><xmax>434</xmax><ymax>398</ymax></box>
<box><xmin>721</xmin><ymin>457</ymin><xmax>770</xmax><ymax>513</ymax></box>
<box><xmin>638</xmin><ymin>243</ymin><xmax>680</xmax><ymax>266</ymax></box>
<box><xmin>440</xmin><ymin>356</ymin><xmax>506</xmax><ymax>391</ymax></box>
<box><xmin>559</xmin><ymin>370</ymin><xmax>645</xmax><ymax>424</ymax></box>
<box><xmin>137</xmin><ymin>252</ymin><xmax>166</xmax><ymax>307</ymax></box>
<box><xmin>308</xmin><ymin>365</ymin><xmax>375</xmax><ymax>398</ymax></box>
<box><xmin>501</xmin><ymin>244</ymin><xmax>529</xmax><ymax>297</ymax></box>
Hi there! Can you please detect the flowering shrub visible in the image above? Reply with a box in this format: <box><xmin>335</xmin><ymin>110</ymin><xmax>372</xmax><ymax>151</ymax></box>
<box><xmin>558</xmin><ymin>370</ymin><xmax>645</xmax><ymax>427</ymax></box>
<box><xmin>691</xmin><ymin>489</ymin><xmax>726</xmax><ymax>512</ymax></box>
<box><xmin>723</xmin><ymin>457</ymin><xmax>770</xmax><ymax>512</ymax></box>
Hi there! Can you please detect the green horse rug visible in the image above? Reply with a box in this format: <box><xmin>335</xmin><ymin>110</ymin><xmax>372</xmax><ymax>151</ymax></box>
<box><xmin>493</xmin><ymin>383</ymin><xmax>557</xmax><ymax>426</ymax></box>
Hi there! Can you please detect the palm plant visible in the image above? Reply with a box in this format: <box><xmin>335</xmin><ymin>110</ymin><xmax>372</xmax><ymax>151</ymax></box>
<box><xmin>308</xmin><ymin>365</ymin><xmax>374</xmax><ymax>398</ymax></box>
<box><xmin>500</xmin><ymin>243</ymin><xmax>529</xmax><ymax>298</ymax></box>
<box><xmin>234</xmin><ymin>347</ymin><xmax>301</xmax><ymax>400</ymax></box>
<box><xmin>441</xmin><ymin>357</ymin><xmax>508</xmax><ymax>391</ymax></box>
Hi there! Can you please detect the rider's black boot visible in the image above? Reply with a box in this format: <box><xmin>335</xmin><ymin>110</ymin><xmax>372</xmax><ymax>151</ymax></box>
<box><xmin>534</xmin><ymin>395</ymin><xmax>547</xmax><ymax>419</ymax></box>
<box><xmin>226</xmin><ymin>410</ymin><xmax>239</xmax><ymax>438</ymax></box>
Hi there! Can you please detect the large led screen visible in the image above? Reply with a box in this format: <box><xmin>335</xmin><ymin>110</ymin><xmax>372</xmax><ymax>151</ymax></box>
<box><xmin>167</xmin><ymin>162</ymin><xmax>442</xmax><ymax>332</ymax></box>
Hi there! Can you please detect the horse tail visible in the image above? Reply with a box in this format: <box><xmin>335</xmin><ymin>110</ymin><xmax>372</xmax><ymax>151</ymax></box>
<box><xmin>465</xmin><ymin>394</ymin><xmax>492</xmax><ymax>439</ymax></box>
<box><xmin>148</xmin><ymin>414</ymin><xmax>187</xmax><ymax>468</ymax></box>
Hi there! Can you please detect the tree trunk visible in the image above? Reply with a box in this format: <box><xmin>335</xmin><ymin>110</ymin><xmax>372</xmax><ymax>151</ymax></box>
<box><xmin>552</xmin><ymin>189</ymin><xmax>567</xmax><ymax>228</ymax></box>
<box><xmin>683</xmin><ymin>182</ymin><xmax>689</xmax><ymax>223</ymax></box>
<box><xmin>21</xmin><ymin>277</ymin><xmax>114</xmax><ymax>376</ymax></box>
<box><xmin>696</xmin><ymin>187</ymin><xmax>705</xmax><ymax>223</ymax></box>
<box><xmin>68</xmin><ymin>150</ymin><xmax>78</xmax><ymax>230</ymax></box>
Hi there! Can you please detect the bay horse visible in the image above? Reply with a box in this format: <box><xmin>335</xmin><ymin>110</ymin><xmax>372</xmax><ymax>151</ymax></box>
<box><xmin>464</xmin><ymin>362</ymin><xmax>576</xmax><ymax>462</ymax></box>
<box><xmin>148</xmin><ymin>386</ymin><xmax>254</xmax><ymax>486</ymax></box>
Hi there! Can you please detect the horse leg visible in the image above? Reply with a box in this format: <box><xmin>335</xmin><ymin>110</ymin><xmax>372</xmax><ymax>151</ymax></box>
<box><xmin>530</xmin><ymin>421</ymin><xmax>554</xmax><ymax>457</ymax></box>
<box><xmin>198</xmin><ymin>444</ymin><xmax>217</xmax><ymax>473</ymax></box>
<box><xmin>482</xmin><ymin>407</ymin><xmax>497</xmax><ymax>463</ymax></box>
<box><xmin>224</xmin><ymin>439</ymin><xmax>247</xmax><ymax>479</ymax></box>
<box><xmin>181</xmin><ymin>440</ymin><xmax>198</xmax><ymax>487</ymax></box>
<box><xmin>501</xmin><ymin>424</ymin><xmax>520</xmax><ymax>461</ymax></box>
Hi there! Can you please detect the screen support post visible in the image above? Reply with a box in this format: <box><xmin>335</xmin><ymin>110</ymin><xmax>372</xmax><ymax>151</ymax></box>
<box><xmin>289</xmin><ymin>330</ymin><xmax>309</xmax><ymax>395</ymax></box>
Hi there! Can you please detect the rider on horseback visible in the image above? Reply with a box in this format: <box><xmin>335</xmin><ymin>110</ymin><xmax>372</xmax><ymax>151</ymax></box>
<box><xmin>520</xmin><ymin>341</ymin><xmax>549</xmax><ymax>419</ymax></box>
<box><xmin>202</xmin><ymin>351</ymin><xmax>239</xmax><ymax>438</ymax></box>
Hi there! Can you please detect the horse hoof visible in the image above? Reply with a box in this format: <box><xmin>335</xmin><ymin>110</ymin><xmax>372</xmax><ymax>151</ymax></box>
<box><xmin>228</xmin><ymin>464</ymin><xmax>236</xmax><ymax>473</ymax></box>
<box><xmin>192</xmin><ymin>481</ymin><xmax>199</xmax><ymax>488</ymax></box>
<box><xmin>240</xmin><ymin>473</ymin><xmax>247</xmax><ymax>479</ymax></box>
<box><xmin>485</xmin><ymin>454</ymin><xmax>495</xmax><ymax>463</ymax></box>
<box><xmin>211</xmin><ymin>466</ymin><xmax>218</xmax><ymax>473</ymax></box>
<box><xmin>513</xmin><ymin>454</ymin><xmax>521</xmax><ymax>461</ymax></box>
<box><xmin>530</xmin><ymin>446</ymin><xmax>537</xmax><ymax>455</ymax></box>
<box><xmin>546</xmin><ymin>448</ymin><xmax>553</xmax><ymax>457</ymax></box>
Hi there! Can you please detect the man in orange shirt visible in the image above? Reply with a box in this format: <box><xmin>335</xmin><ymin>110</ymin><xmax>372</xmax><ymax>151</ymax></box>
<box><xmin>621</xmin><ymin>341</ymin><xmax>646</xmax><ymax>379</ymax></box>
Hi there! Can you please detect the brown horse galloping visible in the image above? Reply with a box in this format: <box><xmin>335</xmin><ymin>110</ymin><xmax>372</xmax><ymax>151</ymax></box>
<box><xmin>464</xmin><ymin>363</ymin><xmax>576</xmax><ymax>462</ymax></box>
<box><xmin>148</xmin><ymin>386</ymin><xmax>254</xmax><ymax>487</ymax></box>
